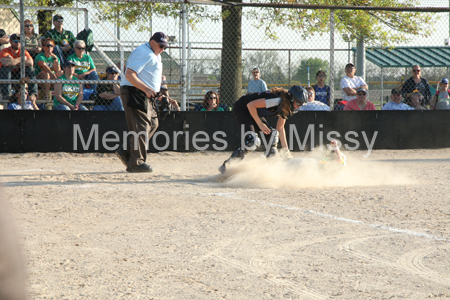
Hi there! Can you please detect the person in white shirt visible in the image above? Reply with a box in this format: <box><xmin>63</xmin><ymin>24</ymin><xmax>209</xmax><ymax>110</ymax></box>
<box><xmin>382</xmin><ymin>88</ymin><xmax>414</xmax><ymax>110</ymax></box>
<box><xmin>299</xmin><ymin>86</ymin><xmax>330</xmax><ymax>111</ymax></box>
<box><xmin>340</xmin><ymin>63</ymin><xmax>368</xmax><ymax>102</ymax></box>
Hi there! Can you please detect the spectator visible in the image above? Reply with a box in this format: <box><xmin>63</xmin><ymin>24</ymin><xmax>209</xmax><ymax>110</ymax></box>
<box><xmin>67</xmin><ymin>40</ymin><xmax>99</xmax><ymax>94</ymax></box>
<box><xmin>299</xmin><ymin>86</ymin><xmax>330</xmax><ymax>111</ymax></box>
<box><xmin>382</xmin><ymin>88</ymin><xmax>414</xmax><ymax>110</ymax></box>
<box><xmin>0</xmin><ymin>29</ymin><xmax>10</xmax><ymax>50</ymax></box>
<box><xmin>35</xmin><ymin>38</ymin><xmax>62</xmax><ymax>101</ymax></box>
<box><xmin>430</xmin><ymin>78</ymin><xmax>450</xmax><ymax>110</ymax></box>
<box><xmin>340</xmin><ymin>63</ymin><xmax>368</xmax><ymax>102</ymax></box>
<box><xmin>401</xmin><ymin>65</ymin><xmax>431</xmax><ymax>105</ymax></box>
<box><xmin>115</xmin><ymin>31</ymin><xmax>168</xmax><ymax>173</ymax></box>
<box><xmin>155</xmin><ymin>84</ymin><xmax>180</xmax><ymax>112</ymax></box>
<box><xmin>312</xmin><ymin>70</ymin><xmax>330</xmax><ymax>105</ymax></box>
<box><xmin>53</xmin><ymin>60</ymin><xmax>87</xmax><ymax>111</ymax></box>
<box><xmin>7</xmin><ymin>84</ymin><xmax>39</xmax><ymax>110</ymax></box>
<box><xmin>247</xmin><ymin>67</ymin><xmax>267</xmax><ymax>93</ymax></box>
<box><xmin>344</xmin><ymin>88</ymin><xmax>376</xmax><ymax>111</ymax></box>
<box><xmin>92</xmin><ymin>66</ymin><xmax>124</xmax><ymax>111</ymax></box>
<box><xmin>410</xmin><ymin>90</ymin><xmax>428</xmax><ymax>110</ymax></box>
<box><xmin>44</xmin><ymin>14</ymin><xmax>76</xmax><ymax>66</ymax></box>
<box><xmin>201</xmin><ymin>90</ymin><xmax>224</xmax><ymax>111</ymax></box>
<box><xmin>0</xmin><ymin>34</ymin><xmax>37</xmax><ymax>101</ymax></box>
<box><xmin>23</xmin><ymin>19</ymin><xmax>42</xmax><ymax>60</ymax></box>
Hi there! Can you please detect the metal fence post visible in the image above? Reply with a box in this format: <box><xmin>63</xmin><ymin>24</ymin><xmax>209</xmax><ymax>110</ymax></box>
<box><xmin>329</xmin><ymin>9</ymin><xmax>335</xmax><ymax>110</ymax></box>
<box><xmin>181</xmin><ymin>3</ymin><xmax>187</xmax><ymax>111</ymax></box>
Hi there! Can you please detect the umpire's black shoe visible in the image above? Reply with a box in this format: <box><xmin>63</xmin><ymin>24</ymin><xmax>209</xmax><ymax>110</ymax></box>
<box><xmin>115</xmin><ymin>148</ymin><xmax>130</xmax><ymax>167</ymax></box>
<box><xmin>126</xmin><ymin>163</ymin><xmax>153</xmax><ymax>173</ymax></box>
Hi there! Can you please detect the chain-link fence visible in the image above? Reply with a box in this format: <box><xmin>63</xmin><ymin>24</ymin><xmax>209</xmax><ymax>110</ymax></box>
<box><xmin>0</xmin><ymin>1</ymin><xmax>449</xmax><ymax>111</ymax></box>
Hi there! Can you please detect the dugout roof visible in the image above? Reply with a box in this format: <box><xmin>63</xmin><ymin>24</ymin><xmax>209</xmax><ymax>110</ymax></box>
<box><xmin>352</xmin><ymin>46</ymin><xmax>450</xmax><ymax>68</ymax></box>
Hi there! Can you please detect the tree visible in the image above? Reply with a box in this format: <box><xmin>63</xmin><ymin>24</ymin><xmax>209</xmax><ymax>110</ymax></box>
<box><xmin>244</xmin><ymin>51</ymin><xmax>287</xmax><ymax>85</ymax></box>
<box><xmin>293</xmin><ymin>57</ymin><xmax>329</xmax><ymax>85</ymax></box>
<box><xmin>221</xmin><ymin>1</ymin><xmax>242</xmax><ymax>105</ymax></box>
<box><xmin>248</xmin><ymin>0</ymin><xmax>436</xmax><ymax>47</ymax></box>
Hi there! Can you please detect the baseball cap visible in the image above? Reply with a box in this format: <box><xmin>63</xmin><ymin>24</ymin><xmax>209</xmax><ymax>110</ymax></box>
<box><xmin>391</xmin><ymin>88</ymin><xmax>401</xmax><ymax>95</ymax></box>
<box><xmin>63</xmin><ymin>60</ymin><xmax>77</xmax><ymax>68</ymax></box>
<box><xmin>356</xmin><ymin>88</ymin><xmax>367</xmax><ymax>94</ymax></box>
<box><xmin>53</xmin><ymin>14</ymin><xmax>64</xmax><ymax>21</ymax></box>
<box><xmin>150</xmin><ymin>32</ymin><xmax>168</xmax><ymax>47</ymax></box>
<box><xmin>106</xmin><ymin>66</ymin><xmax>120</xmax><ymax>74</ymax></box>
<box><xmin>345</xmin><ymin>63</ymin><xmax>355</xmax><ymax>69</ymax></box>
<box><xmin>10</xmin><ymin>34</ymin><xmax>20</xmax><ymax>42</ymax></box>
<box><xmin>441</xmin><ymin>78</ymin><xmax>449</xmax><ymax>84</ymax></box>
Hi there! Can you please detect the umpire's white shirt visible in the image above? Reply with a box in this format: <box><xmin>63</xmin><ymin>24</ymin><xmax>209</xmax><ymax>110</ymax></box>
<box><xmin>121</xmin><ymin>42</ymin><xmax>162</xmax><ymax>92</ymax></box>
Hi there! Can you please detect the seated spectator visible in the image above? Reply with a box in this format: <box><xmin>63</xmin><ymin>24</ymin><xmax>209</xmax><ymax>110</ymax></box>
<box><xmin>24</xmin><ymin>19</ymin><xmax>42</xmax><ymax>60</ymax></box>
<box><xmin>299</xmin><ymin>86</ymin><xmax>330</xmax><ymax>111</ymax></box>
<box><xmin>411</xmin><ymin>90</ymin><xmax>429</xmax><ymax>110</ymax></box>
<box><xmin>401</xmin><ymin>65</ymin><xmax>431</xmax><ymax>105</ymax></box>
<box><xmin>344</xmin><ymin>88</ymin><xmax>376</xmax><ymax>110</ymax></box>
<box><xmin>0</xmin><ymin>34</ymin><xmax>37</xmax><ymax>101</ymax></box>
<box><xmin>35</xmin><ymin>38</ymin><xmax>62</xmax><ymax>101</ymax></box>
<box><xmin>92</xmin><ymin>66</ymin><xmax>124</xmax><ymax>111</ymax></box>
<box><xmin>67</xmin><ymin>40</ymin><xmax>99</xmax><ymax>93</ymax></box>
<box><xmin>340</xmin><ymin>63</ymin><xmax>368</xmax><ymax>102</ymax></box>
<box><xmin>247</xmin><ymin>67</ymin><xmax>267</xmax><ymax>93</ymax></box>
<box><xmin>53</xmin><ymin>60</ymin><xmax>87</xmax><ymax>111</ymax></box>
<box><xmin>382</xmin><ymin>88</ymin><xmax>413</xmax><ymax>110</ymax></box>
<box><xmin>312</xmin><ymin>70</ymin><xmax>330</xmax><ymax>105</ymax></box>
<box><xmin>0</xmin><ymin>29</ymin><xmax>9</xmax><ymax>50</ymax></box>
<box><xmin>8</xmin><ymin>84</ymin><xmax>39</xmax><ymax>110</ymax></box>
<box><xmin>155</xmin><ymin>84</ymin><xmax>180</xmax><ymax>112</ymax></box>
<box><xmin>44</xmin><ymin>14</ymin><xmax>75</xmax><ymax>66</ymax></box>
<box><xmin>202</xmin><ymin>90</ymin><xmax>224</xmax><ymax>111</ymax></box>
<box><xmin>430</xmin><ymin>78</ymin><xmax>450</xmax><ymax>110</ymax></box>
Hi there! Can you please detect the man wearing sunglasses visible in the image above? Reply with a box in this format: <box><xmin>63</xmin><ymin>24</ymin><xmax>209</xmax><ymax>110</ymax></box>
<box><xmin>116</xmin><ymin>32</ymin><xmax>168</xmax><ymax>173</ymax></box>
<box><xmin>44</xmin><ymin>14</ymin><xmax>76</xmax><ymax>65</ymax></box>
<box><xmin>400</xmin><ymin>65</ymin><xmax>431</xmax><ymax>106</ymax></box>
<box><xmin>247</xmin><ymin>67</ymin><xmax>267</xmax><ymax>94</ymax></box>
<box><xmin>0</xmin><ymin>33</ymin><xmax>37</xmax><ymax>101</ymax></box>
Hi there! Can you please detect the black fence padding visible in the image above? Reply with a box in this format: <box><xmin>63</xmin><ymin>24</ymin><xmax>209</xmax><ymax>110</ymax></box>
<box><xmin>1</xmin><ymin>110</ymin><xmax>449</xmax><ymax>153</ymax></box>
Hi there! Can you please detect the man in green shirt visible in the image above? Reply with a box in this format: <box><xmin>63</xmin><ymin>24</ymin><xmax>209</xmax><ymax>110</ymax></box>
<box><xmin>44</xmin><ymin>14</ymin><xmax>75</xmax><ymax>66</ymax></box>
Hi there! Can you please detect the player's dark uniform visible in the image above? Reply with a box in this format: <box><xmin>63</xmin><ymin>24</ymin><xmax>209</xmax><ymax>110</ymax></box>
<box><xmin>233</xmin><ymin>91</ymin><xmax>294</xmax><ymax>133</ymax></box>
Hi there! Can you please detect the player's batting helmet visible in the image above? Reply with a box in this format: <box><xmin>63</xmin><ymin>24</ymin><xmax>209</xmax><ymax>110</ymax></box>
<box><xmin>288</xmin><ymin>85</ymin><xmax>308</xmax><ymax>107</ymax></box>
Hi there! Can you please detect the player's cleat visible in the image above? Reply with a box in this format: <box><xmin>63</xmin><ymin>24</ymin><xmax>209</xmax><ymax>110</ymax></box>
<box><xmin>219</xmin><ymin>147</ymin><xmax>248</xmax><ymax>174</ymax></box>
<box><xmin>219</xmin><ymin>161</ymin><xmax>228</xmax><ymax>174</ymax></box>
<box><xmin>115</xmin><ymin>148</ymin><xmax>130</xmax><ymax>167</ymax></box>
<box><xmin>126</xmin><ymin>163</ymin><xmax>153</xmax><ymax>173</ymax></box>
<box><xmin>266</xmin><ymin>146</ymin><xmax>278</xmax><ymax>158</ymax></box>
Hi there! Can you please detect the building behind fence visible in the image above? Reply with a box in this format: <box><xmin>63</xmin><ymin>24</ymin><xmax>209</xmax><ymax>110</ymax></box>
<box><xmin>0</xmin><ymin>0</ymin><xmax>449</xmax><ymax>111</ymax></box>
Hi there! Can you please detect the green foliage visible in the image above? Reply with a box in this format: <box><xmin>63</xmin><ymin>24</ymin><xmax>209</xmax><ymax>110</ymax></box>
<box><xmin>292</xmin><ymin>57</ymin><xmax>329</xmax><ymax>84</ymax></box>
<box><xmin>246</xmin><ymin>0</ymin><xmax>437</xmax><ymax>46</ymax></box>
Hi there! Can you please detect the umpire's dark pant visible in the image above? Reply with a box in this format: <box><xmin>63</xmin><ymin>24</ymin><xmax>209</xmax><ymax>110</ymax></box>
<box><xmin>121</xmin><ymin>86</ymin><xmax>159</xmax><ymax>168</ymax></box>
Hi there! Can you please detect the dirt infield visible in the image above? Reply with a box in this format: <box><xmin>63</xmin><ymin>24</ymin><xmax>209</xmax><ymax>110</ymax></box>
<box><xmin>1</xmin><ymin>149</ymin><xmax>450</xmax><ymax>299</ymax></box>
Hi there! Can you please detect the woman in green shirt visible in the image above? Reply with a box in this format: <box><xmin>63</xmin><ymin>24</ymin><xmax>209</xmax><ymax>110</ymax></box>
<box><xmin>201</xmin><ymin>91</ymin><xmax>224</xmax><ymax>111</ymax></box>
<box><xmin>67</xmin><ymin>40</ymin><xmax>99</xmax><ymax>94</ymax></box>
<box><xmin>53</xmin><ymin>60</ymin><xmax>87</xmax><ymax>111</ymax></box>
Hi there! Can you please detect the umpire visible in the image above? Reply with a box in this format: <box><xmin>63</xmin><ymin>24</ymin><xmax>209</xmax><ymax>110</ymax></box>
<box><xmin>116</xmin><ymin>32</ymin><xmax>168</xmax><ymax>172</ymax></box>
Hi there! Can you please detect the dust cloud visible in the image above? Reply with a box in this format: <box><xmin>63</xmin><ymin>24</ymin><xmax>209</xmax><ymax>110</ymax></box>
<box><xmin>217</xmin><ymin>150</ymin><xmax>413</xmax><ymax>189</ymax></box>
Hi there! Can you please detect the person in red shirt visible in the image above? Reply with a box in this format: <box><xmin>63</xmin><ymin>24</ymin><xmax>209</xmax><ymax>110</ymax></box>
<box><xmin>343</xmin><ymin>88</ymin><xmax>376</xmax><ymax>111</ymax></box>
<box><xmin>0</xmin><ymin>33</ymin><xmax>37</xmax><ymax>101</ymax></box>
